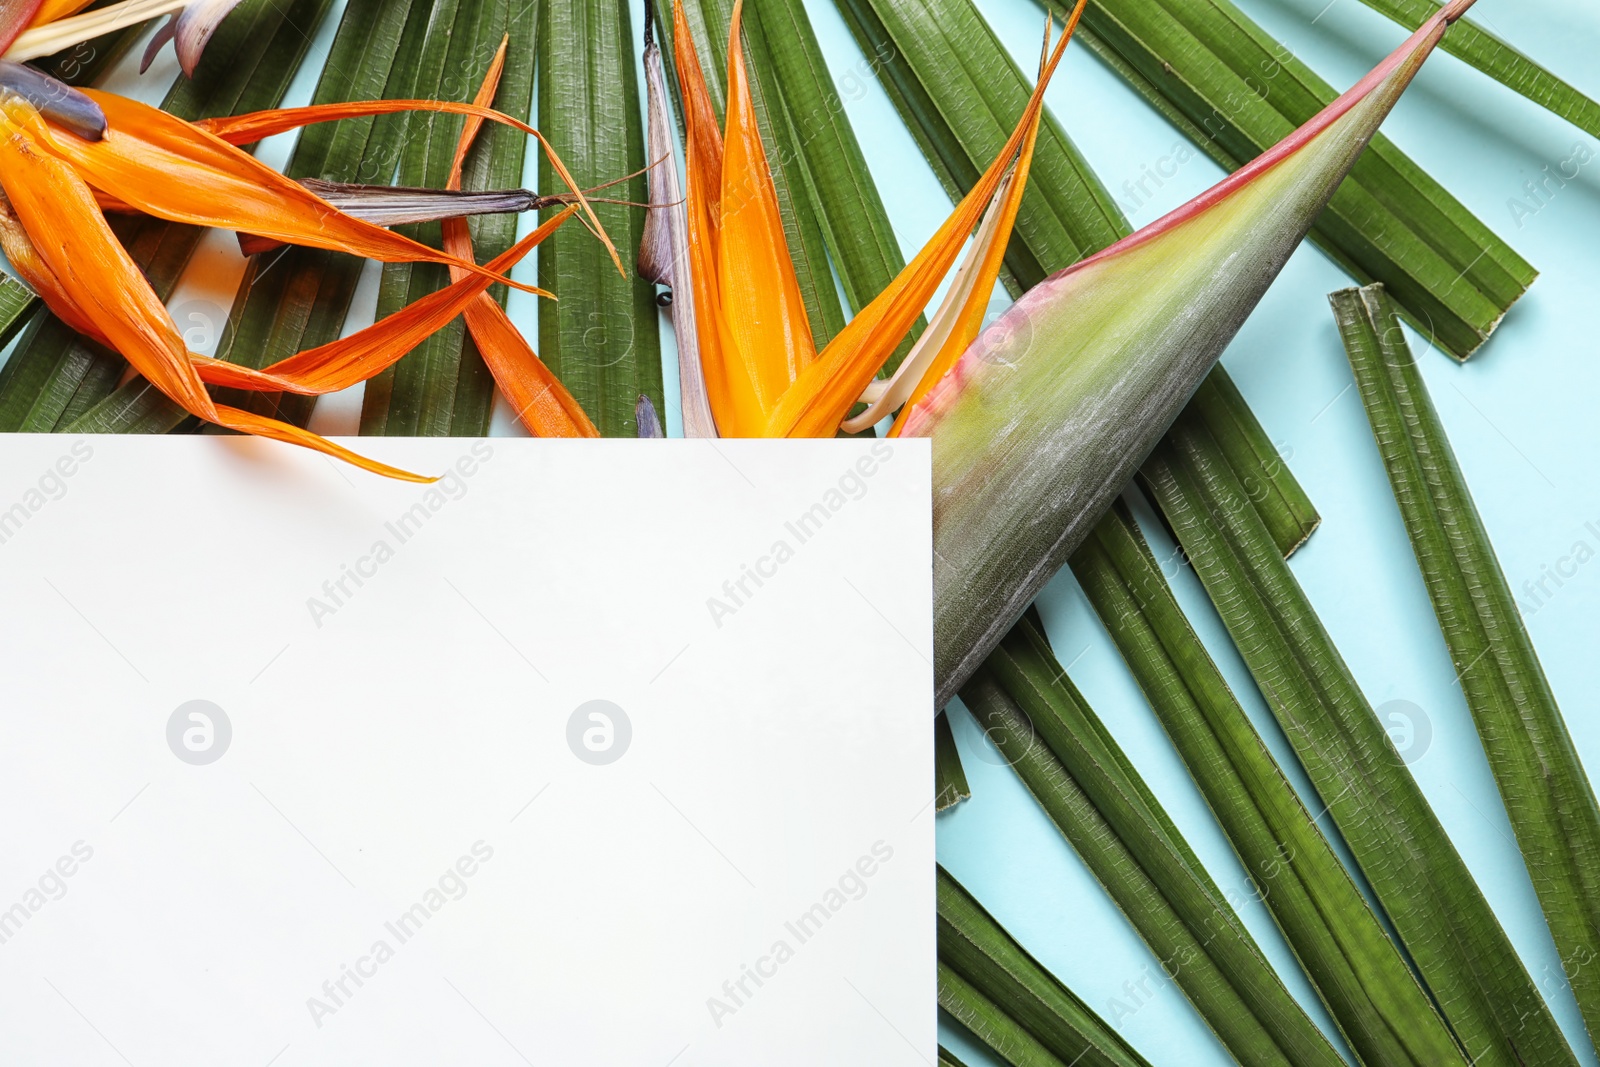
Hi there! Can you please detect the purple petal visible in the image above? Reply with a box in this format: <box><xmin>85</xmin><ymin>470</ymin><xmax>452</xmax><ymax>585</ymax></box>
<box><xmin>636</xmin><ymin>395</ymin><xmax>664</xmax><ymax>439</ymax></box>
<box><xmin>0</xmin><ymin>61</ymin><xmax>106</xmax><ymax>140</ymax></box>
<box><xmin>174</xmin><ymin>0</ymin><xmax>245</xmax><ymax>78</ymax></box>
<box><xmin>140</xmin><ymin>14</ymin><xmax>178</xmax><ymax>75</ymax></box>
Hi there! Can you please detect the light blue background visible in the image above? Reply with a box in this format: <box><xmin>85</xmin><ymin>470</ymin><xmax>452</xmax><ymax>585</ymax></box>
<box><xmin>61</xmin><ymin>0</ymin><xmax>1600</xmax><ymax>1062</ymax></box>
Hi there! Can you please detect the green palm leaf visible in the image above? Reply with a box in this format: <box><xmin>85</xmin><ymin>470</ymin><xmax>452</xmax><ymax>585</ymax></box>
<box><xmin>207</xmin><ymin>0</ymin><xmax>439</xmax><ymax>430</ymax></box>
<box><xmin>746</xmin><ymin>0</ymin><xmax>924</xmax><ymax>370</ymax></box>
<box><xmin>360</xmin><ymin>0</ymin><xmax>523</xmax><ymax>436</ymax></box>
<box><xmin>935</xmin><ymin>712</ymin><xmax>971</xmax><ymax>810</ymax></box>
<box><xmin>1358</xmin><ymin>0</ymin><xmax>1600</xmax><ymax>139</ymax></box>
<box><xmin>836</xmin><ymin>0</ymin><xmax>1126</xmax><ymax>288</ymax></box>
<box><xmin>941</xmin><ymin>961</ymin><xmax>1099</xmax><ymax>1067</ymax></box>
<box><xmin>0</xmin><ymin>275</ymin><xmax>35</xmax><ymax>353</ymax></box>
<box><xmin>666</xmin><ymin>0</ymin><xmax>846</xmax><ymax>349</ymax></box>
<box><xmin>964</xmin><ymin>618</ymin><xmax>1347</xmax><ymax>1067</ymax></box>
<box><xmin>1333</xmin><ymin>282</ymin><xmax>1600</xmax><ymax>1048</ymax></box>
<box><xmin>939</xmin><ymin>865</ymin><xmax>1155</xmax><ymax>1067</ymax></box>
<box><xmin>939</xmin><ymin>1045</ymin><xmax>972</xmax><ymax>1067</ymax></box>
<box><xmin>1072</xmin><ymin>501</ymin><xmax>1501</xmax><ymax>1066</ymax></box>
<box><xmin>1140</xmin><ymin>407</ymin><xmax>1578</xmax><ymax>1067</ymax></box>
<box><xmin>537</xmin><ymin>0</ymin><xmax>662</xmax><ymax>435</ymax></box>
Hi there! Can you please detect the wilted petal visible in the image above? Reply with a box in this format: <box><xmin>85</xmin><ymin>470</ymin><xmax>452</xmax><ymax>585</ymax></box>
<box><xmin>173</xmin><ymin>0</ymin><xmax>242</xmax><ymax>78</ymax></box>
<box><xmin>904</xmin><ymin>1</ymin><xmax>1481</xmax><ymax>708</ymax></box>
<box><xmin>636</xmin><ymin>394</ymin><xmax>664</xmax><ymax>438</ymax></box>
<box><xmin>0</xmin><ymin>59</ymin><xmax>104</xmax><ymax>138</ymax></box>
<box><xmin>236</xmin><ymin>182</ymin><xmax>553</xmax><ymax>255</ymax></box>
<box><xmin>139</xmin><ymin>13</ymin><xmax>175</xmax><ymax>73</ymax></box>
<box><xmin>303</xmin><ymin>180</ymin><xmax>545</xmax><ymax>227</ymax></box>
<box><xmin>641</xmin><ymin>3</ymin><xmax>714</xmax><ymax>437</ymax></box>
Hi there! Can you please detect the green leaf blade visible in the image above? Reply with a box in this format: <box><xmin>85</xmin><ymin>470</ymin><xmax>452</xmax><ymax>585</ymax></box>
<box><xmin>1333</xmin><ymin>283</ymin><xmax>1600</xmax><ymax>1049</ymax></box>
<box><xmin>537</xmin><ymin>0</ymin><xmax>663</xmax><ymax>436</ymax></box>
<box><xmin>753</xmin><ymin>0</ymin><xmax>924</xmax><ymax>369</ymax></box>
<box><xmin>938</xmin><ymin>866</ymin><xmax>1154</xmax><ymax>1067</ymax></box>
<box><xmin>1359</xmin><ymin>0</ymin><xmax>1600</xmax><ymax>141</ymax></box>
<box><xmin>1072</xmin><ymin>502</ymin><xmax>1470</xmax><ymax>1066</ymax></box>
<box><xmin>935</xmin><ymin>711</ymin><xmax>971</xmax><ymax>810</ymax></box>
<box><xmin>360</xmin><ymin>0</ymin><xmax>513</xmax><ymax>438</ymax></box>
<box><xmin>211</xmin><ymin>0</ymin><xmax>437</xmax><ymax>432</ymax></box>
<box><xmin>965</xmin><ymin>621</ymin><xmax>1347</xmax><ymax>1067</ymax></box>
<box><xmin>1140</xmin><ymin>409</ymin><xmax>1581</xmax><ymax>1067</ymax></box>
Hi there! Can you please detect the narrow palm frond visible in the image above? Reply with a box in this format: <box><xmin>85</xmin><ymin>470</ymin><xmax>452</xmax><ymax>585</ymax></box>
<box><xmin>1141</xmin><ymin>406</ymin><xmax>1580</xmax><ymax>1067</ymax></box>
<box><xmin>1333</xmin><ymin>282</ymin><xmax>1600</xmax><ymax>1047</ymax></box>
<box><xmin>965</xmin><ymin>618</ymin><xmax>1349</xmax><ymax>1067</ymax></box>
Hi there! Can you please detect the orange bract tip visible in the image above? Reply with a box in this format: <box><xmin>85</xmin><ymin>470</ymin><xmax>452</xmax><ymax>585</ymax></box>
<box><xmin>715</xmin><ymin>0</ymin><xmax>816</xmax><ymax>404</ymax></box>
<box><xmin>673</xmin><ymin>0</ymin><xmax>1083</xmax><ymax>439</ymax></box>
<box><xmin>214</xmin><ymin>406</ymin><xmax>437</xmax><ymax>483</ymax></box>
<box><xmin>449</xmin><ymin>34</ymin><xmax>509</xmax><ymax>190</ymax></box>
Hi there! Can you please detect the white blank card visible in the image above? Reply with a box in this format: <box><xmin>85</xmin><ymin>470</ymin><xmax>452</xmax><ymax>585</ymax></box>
<box><xmin>0</xmin><ymin>435</ymin><xmax>934</xmax><ymax>1066</ymax></box>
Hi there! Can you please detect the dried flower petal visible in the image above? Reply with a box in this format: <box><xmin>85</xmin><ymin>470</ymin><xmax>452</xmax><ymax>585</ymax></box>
<box><xmin>138</xmin><ymin>14</ymin><xmax>175</xmax><ymax>74</ymax></box>
<box><xmin>237</xmin><ymin>182</ymin><xmax>552</xmax><ymax>256</ymax></box>
<box><xmin>636</xmin><ymin>394</ymin><xmax>664</xmax><ymax>438</ymax></box>
<box><xmin>173</xmin><ymin>0</ymin><xmax>242</xmax><ymax>78</ymax></box>
<box><xmin>641</xmin><ymin>2</ymin><xmax>714</xmax><ymax>437</ymax></box>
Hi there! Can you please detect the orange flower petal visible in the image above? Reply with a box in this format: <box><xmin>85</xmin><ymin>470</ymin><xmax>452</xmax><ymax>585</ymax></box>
<box><xmin>191</xmin><ymin>215</ymin><xmax>565</xmax><ymax>395</ymax></box>
<box><xmin>448</xmin><ymin>256</ymin><xmax>601</xmax><ymax>438</ymax></box>
<box><xmin>0</xmin><ymin>120</ymin><xmax>215</xmax><ymax>416</ymax></box>
<box><xmin>764</xmin><ymin>0</ymin><xmax>1085</xmax><ymax>439</ymax></box>
<box><xmin>714</xmin><ymin>0</ymin><xmax>816</xmax><ymax>412</ymax></box>
<box><xmin>886</xmin><ymin>82</ymin><xmax>1046</xmax><ymax>436</ymax></box>
<box><xmin>0</xmin><ymin>190</ymin><xmax>102</xmax><ymax>340</ymax></box>
<box><xmin>672</xmin><ymin>0</ymin><xmax>760</xmax><ymax>436</ymax></box>
<box><xmin>30</xmin><ymin>0</ymin><xmax>94</xmax><ymax>25</ymax></box>
<box><xmin>21</xmin><ymin>92</ymin><xmax>544</xmax><ymax>297</ymax></box>
<box><xmin>449</xmin><ymin>35</ymin><xmax>509</xmax><ymax>189</ymax></box>
<box><xmin>0</xmin><ymin>111</ymin><xmax>429</xmax><ymax>482</ymax></box>
<box><xmin>213</xmin><ymin>405</ymin><xmax>437</xmax><ymax>483</ymax></box>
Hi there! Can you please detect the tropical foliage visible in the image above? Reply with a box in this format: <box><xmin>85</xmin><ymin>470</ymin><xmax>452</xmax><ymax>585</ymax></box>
<box><xmin>0</xmin><ymin>0</ymin><xmax>1593</xmax><ymax>1064</ymax></box>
